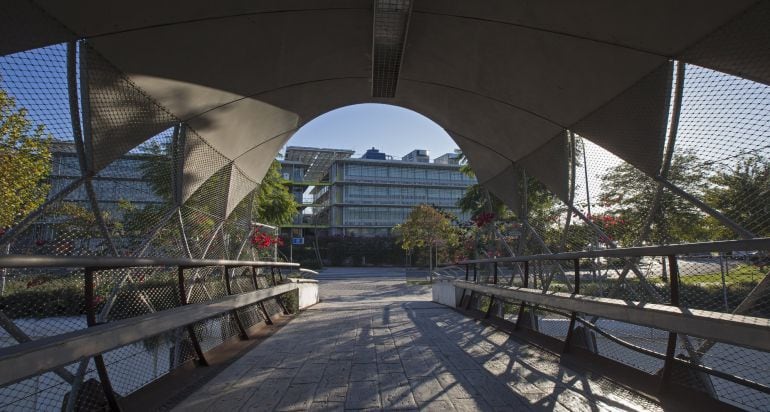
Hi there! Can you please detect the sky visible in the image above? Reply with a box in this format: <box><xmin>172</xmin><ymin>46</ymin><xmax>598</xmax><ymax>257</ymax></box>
<box><xmin>281</xmin><ymin>103</ymin><xmax>459</xmax><ymax>160</ymax></box>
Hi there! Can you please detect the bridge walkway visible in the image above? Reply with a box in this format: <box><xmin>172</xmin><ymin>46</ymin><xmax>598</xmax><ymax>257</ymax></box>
<box><xmin>172</xmin><ymin>267</ymin><xmax>661</xmax><ymax>411</ymax></box>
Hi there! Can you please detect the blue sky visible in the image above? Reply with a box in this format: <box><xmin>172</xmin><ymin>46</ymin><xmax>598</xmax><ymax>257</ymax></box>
<box><xmin>282</xmin><ymin>103</ymin><xmax>459</xmax><ymax>160</ymax></box>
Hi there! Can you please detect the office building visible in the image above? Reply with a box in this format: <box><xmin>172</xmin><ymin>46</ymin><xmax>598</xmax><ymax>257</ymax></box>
<box><xmin>304</xmin><ymin>148</ymin><xmax>476</xmax><ymax>237</ymax></box>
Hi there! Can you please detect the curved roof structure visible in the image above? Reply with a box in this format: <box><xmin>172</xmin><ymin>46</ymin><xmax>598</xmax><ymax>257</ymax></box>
<box><xmin>3</xmin><ymin>0</ymin><xmax>768</xmax><ymax>216</ymax></box>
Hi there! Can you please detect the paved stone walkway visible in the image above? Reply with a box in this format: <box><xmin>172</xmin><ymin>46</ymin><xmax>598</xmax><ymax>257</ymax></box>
<box><xmin>173</xmin><ymin>267</ymin><xmax>661</xmax><ymax>411</ymax></box>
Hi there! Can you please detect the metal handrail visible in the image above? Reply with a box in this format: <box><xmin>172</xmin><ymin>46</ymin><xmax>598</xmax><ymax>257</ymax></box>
<box><xmin>0</xmin><ymin>254</ymin><xmax>301</xmax><ymax>269</ymax></box>
<box><xmin>0</xmin><ymin>254</ymin><xmax>305</xmax><ymax>410</ymax></box>
<box><xmin>455</xmin><ymin>237</ymin><xmax>770</xmax><ymax>265</ymax></box>
<box><xmin>0</xmin><ymin>283</ymin><xmax>298</xmax><ymax>388</ymax></box>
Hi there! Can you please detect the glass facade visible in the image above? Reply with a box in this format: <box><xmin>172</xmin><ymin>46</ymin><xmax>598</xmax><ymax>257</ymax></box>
<box><xmin>343</xmin><ymin>163</ymin><xmax>474</xmax><ymax>185</ymax></box>
<box><xmin>323</xmin><ymin>159</ymin><xmax>476</xmax><ymax>236</ymax></box>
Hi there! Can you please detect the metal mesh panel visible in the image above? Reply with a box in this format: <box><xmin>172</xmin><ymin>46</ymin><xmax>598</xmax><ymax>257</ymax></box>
<box><xmin>0</xmin><ymin>266</ymin><xmax>86</xmax><ymax>345</ymax></box>
<box><xmin>372</xmin><ymin>0</ymin><xmax>412</xmax><ymax>98</ymax></box>
<box><xmin>83</xmin><ymin>43</ymin><xmax>178</xmax><ymax>172</ymax></box>
<box><xmin>101</xmin><ymin>328</ymin><xmax>196</xmax><ymax>397</ymax></box>
<box><xmin>676</xmin><ymin>335</ymin><xmax>770</xmax><ymax>410</ymax></box>
<box><xmin>674</xmin><ymin>64</ymin><xmax>770</xmax><ymax>239</ymax></box>
<box><xmin>0</xmin><ymin>360</ymin><xmax>104</xmax><ymax>412</ymax></box>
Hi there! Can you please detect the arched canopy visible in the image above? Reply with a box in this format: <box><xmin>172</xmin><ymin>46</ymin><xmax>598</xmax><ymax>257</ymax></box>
<box><xmin>3</xmin><ymin>0</ymin><xmax>768</xmax><ymax>215</ymax></box>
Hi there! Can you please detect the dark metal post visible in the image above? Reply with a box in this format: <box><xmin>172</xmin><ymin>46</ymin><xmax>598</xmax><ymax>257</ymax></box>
<box><xmin>277</xmin><ymin>267</ymin><xmax>283</xmax><ymax>282</ymax></box>
<box><xmin>660</xmin><ymin>255</ymin><xmax>680</xmax><ymax>392</ymax></box>
<box><xmin>459</xmin><ymin>264</ymin><xmax>469</xmax><ymax>307</ymax></box>
<box><xmin>524</xmin><ymin>261</ymin><xmax>529</xmax><ymax>287</ymax></box>
<box><xmin>177</xmin><ymin>266</ymin><xmax>208</xmax><ymax>366</ymax></box>
<box><xmin>563</xmin><ymin>259</ymin><xmax>581</xmax><ymax>353</ymax></box>
<box><xmin>573</xmin><ymin>259</ymin><xmax>580</xmax><ymax>294</ymax></box>
<box><xmin>515</xmin><ymin>260</ymin><xmax>530</xmax><ymax>330</ymax></box>
<box><xmin>271</xmin><ymin>266</ymin><xmax>290</xmax><ymax>315</ymax></box>
<box><xmin>84</xmin><ymin>267</ymin><xmax>122</xmax><ymax>411</ymax></box>
<box><xmin>486</xmin><ymin>262</ymin><xmax>499</xmax><ymax>319</ymax></box>
<box><xmin>251</xmin><ymin>266</ymin><xmax>273</xmax><ymax>325</ymax></box>
<box><xmin>223</xmin><ymin>266</ymin><xmax>249</xmax><ymax>339</ymax></box>
<box><xmin>465</xmin><ymin>264</ymin><xmax>478</xmax><ymax>310</ymax></box>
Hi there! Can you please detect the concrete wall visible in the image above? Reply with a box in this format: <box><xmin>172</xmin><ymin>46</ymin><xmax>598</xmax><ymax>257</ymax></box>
<box><xmin>432</xmin><ymin>278</ymin><xmax>462</xmax><ymax>307</ymax></box>
<box><xmin>290</xmin><ymin>278</ymin><xmax>319</xmax><ymax>309</ymax></box>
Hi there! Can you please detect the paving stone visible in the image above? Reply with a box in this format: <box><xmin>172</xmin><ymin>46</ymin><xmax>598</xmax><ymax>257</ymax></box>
<box><xmin>239</xmin><ymin>378</ymin><xmax>292</xmax><ymax>411</ymax></box>
<box><xmin>308</xmin><ymin>402</ymin><xmax>344</xmax><ymax>412</ymax></box>
<box><xmin>345</xmin><ymin>380</ymin><xmax>380</xmax><ymax>409</ymax></box>
<box><xmin>377</xmin><ymin>361</ymin><xmax>404</xmax><ymax>374</ymax></box>
<box><xmin>272</xmin><ymin>382</ymin><xmax>316</xmax><ymax>411</ymax></box>
<box><xmin>313</xmin><ymin>384</ymin><xmax>347</xmax><ymax>403</ymax></box>
<box><xmin>293</xmin><ymin>363</ymin><xmax>326</xmax><ymax>384</ymax></box>
<box><xmin>172</xmin><ymin>269</ymin><xmax>663</xmax><ymax>412</ymax></box>
<box><xmin>320</xmin><ymin>361</ymin><xmax>351</xmax><ymax>386</ymax></box>
<box><xmin>407</xmin><ymin>376</ymin><xmax>448</xmax><ymax>403</ymax></box>
<box><xmin>350</xmin><ymin>362</ymin><xmax>378</xmax><ymax>381</ymax></box>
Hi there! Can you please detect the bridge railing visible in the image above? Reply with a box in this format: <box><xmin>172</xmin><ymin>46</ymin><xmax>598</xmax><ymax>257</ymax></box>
<box><xmin>0</xmin><ymin>255</ymin><xmax>313</xmax><ymax>411</ymax></box>
<box><xmin>440</xmin><ymin>238</ymin><xmax>770</xmax><ymax>411</ymax></box>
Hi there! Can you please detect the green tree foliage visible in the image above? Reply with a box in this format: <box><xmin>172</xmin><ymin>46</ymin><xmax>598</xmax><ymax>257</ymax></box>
<box><xmin>597</xmin><ymin>153</ymin><xmax>710</xmax><ymax>245</ymax></box>
<box><xmin>0</xmin><ymin>88</ymin><xmax>52</xmax><ymax>228</ymax></box>
<box><xmin>254</xmin><ymin>160</ymin><xmax>299</xmax><ymax>226</ymax></box>
<box><xmin>394</xmin><ymin>204</ymin><xmax>459</xmax><ymax>270</ymax></box>
<box><xmin>704</xmin><ymin>155</ymin><xmax>770</xmax><ymax>238</ymax></box>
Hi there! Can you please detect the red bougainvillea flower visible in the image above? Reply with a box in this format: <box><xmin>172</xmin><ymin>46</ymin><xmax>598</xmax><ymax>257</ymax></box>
<box><xmin>35</xmin><ymin>239</ymin><xmax>46</xmax><ymax>247</ymax></box>
<box><xmin>471</xmin><ymin>212</ymin><xmax>496</xmax><ymax>227</ymax></box>
<box><xmin>251</xmin><ymin>231</ymin><xmax>284</xmax><ymax>250</ymax></box>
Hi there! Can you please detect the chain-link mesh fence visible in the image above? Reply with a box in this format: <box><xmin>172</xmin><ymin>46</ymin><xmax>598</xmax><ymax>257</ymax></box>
<box><xmin>0</xmin><ymin>39</ymin><xmax>299</xmax><ymax>410</ymax></box>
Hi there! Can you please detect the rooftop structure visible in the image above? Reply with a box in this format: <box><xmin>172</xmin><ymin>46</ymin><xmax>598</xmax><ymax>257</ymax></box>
<box><xmin>283</xmin><ymin>146</ymin><xmax>355</xmax><ymax>183</ymax></box>
<box><xmin>402</xmin><ymin>149</ymin><xmax>430</xmax><ymax>163</ymax></box>
<box><xmin>434</xmin><ymin>152</ymin><xmax>461</xmax><ymax>165</ymax></box>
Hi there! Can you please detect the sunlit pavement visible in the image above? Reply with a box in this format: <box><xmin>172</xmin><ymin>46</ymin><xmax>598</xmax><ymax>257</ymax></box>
<box><xmin>173</xmin><ymin>267</ymin><xmax>660</xmax><ymax>411</ymax></box>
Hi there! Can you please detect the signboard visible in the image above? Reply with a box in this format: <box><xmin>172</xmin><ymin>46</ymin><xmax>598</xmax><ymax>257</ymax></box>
<box><xmin>292</xmin><ymin>237</ymin><xmax>304</xmax><ymax>245</ymax></box>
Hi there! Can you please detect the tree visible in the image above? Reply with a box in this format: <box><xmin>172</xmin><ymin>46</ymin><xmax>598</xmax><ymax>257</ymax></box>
<box><xmin>393</xmin><ymin>204</ymin><xmax>459</xmax><ymax>274</ymax></box>
<box><xmin>254</xmin><ymin>160</ymin><xmax>299</xmax><ymax>226</ymax></box>
<box><xmin>597</xmin><ymin>153</ymin><xmax>710</xmax><ymax>246</ymax></box>
<box><xmin>0</xmin><ymin>87</ymin><xmax>52</xmax><ymax>228</ymax></box>
<box><xmin>705</xmin><ymin>155</ymin><xmax>770</xmax><ymax>238</ymax></box>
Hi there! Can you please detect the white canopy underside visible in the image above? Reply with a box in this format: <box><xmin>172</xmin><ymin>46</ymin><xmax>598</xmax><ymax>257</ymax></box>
<box><xmin>3</xmin><ymin>0</ymin><xmax>768</xmax><ymax>216</ymax></box>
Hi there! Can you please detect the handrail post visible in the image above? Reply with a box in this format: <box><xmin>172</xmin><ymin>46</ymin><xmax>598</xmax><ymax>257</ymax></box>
<box><xmin>84</xmin><ymin>267</ymin><xmax>122</xmax><ymax>411</ymax></box>
<box><xmin>485</xmin><ymin>261</ymin><xmax>499</xmax><ymax>319</ymax></box>
<box><xmin>271</xmin><ymin>266</ymin><xmax>290</xmax><ymax>315</ymax></box>
<box><xmin>465</xmin><ymin>263</ymin><xmax>478</xmax><ymax>310</ymax></box>
<box><xmin>660</xmin><ymin>255</ymin><xmax>681</xmax><ymax>392</ymax></box>
<box><xmin>515</xmin><ymin>260</ymin><xmax>530</xmax><ymax>330</ymax></box>
<box><xmin>524</xmin><ymin>261</ymin><xmax>529</xmax><ymax>287</ymax></box>
<box><xmin>223</xmin><ymin>266</ymin><xmax>249</xmax><ymax>340</ymax></box>
<box><xmin>251</xmin><ymin>266</ymin><xmax>273</xmax><ymax>325</ymax></box>
<box><xmin>563</xmin><ymin>259</ymin><xmax>581</xmax><ymax>353</ymax></box>
<box><xmin>459</xmin><ymin>264</ymin><xmax>469</xmax><ymax>308</ymax></box>
<box><xmin>177</xmin><ymin>266</ymin><xmax>208</xmax><ymax>366</ymax></box>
